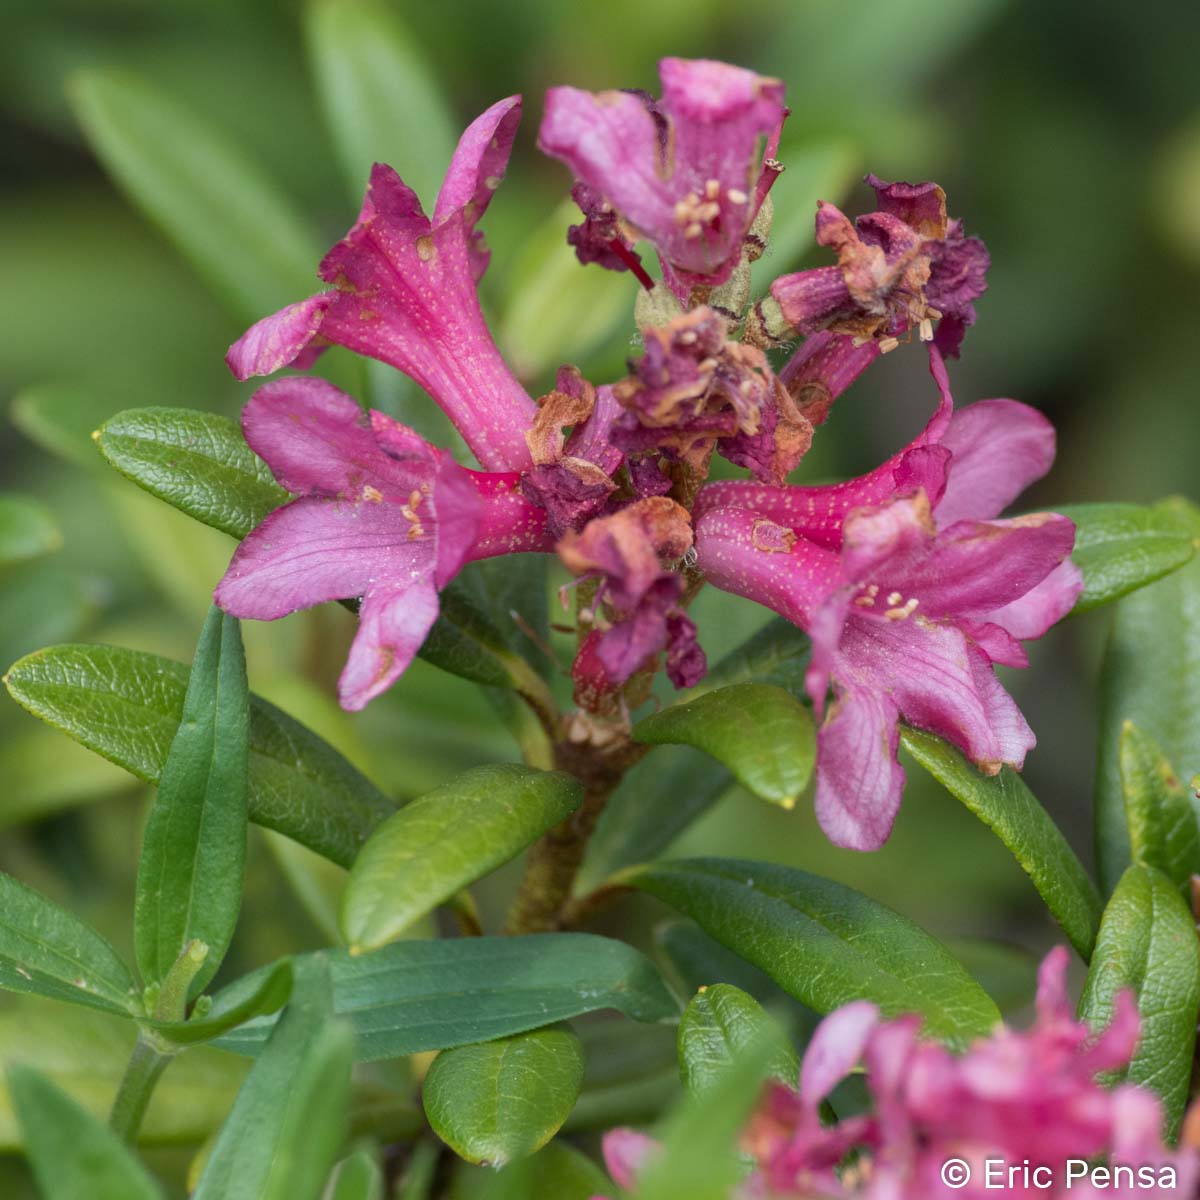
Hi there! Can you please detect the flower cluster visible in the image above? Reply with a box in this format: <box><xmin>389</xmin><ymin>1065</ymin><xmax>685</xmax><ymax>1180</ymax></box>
<box><xmin>217</xmin><ymin>56</ymin><xmax>1080</xmax><ymax>849</ymax></box>
<box><xmin>595</xmin><ymin>948</ymin><xmax>1199</xmax><ymax>1199</ymax></box>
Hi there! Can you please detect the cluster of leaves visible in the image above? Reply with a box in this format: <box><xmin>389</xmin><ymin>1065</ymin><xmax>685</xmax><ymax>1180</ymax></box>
<box><xmin>3</xmin><ymin>2</ymin><xmax>1200</xmax><ymax>1197</ymax></box>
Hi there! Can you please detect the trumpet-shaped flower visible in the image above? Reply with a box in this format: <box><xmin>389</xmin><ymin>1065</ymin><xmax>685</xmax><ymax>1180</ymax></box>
<box><xmin>540</xmin><ymin>58</ymin><xmax>786</xmax><ymax>301</ymax></box>
<box><xmin>762</xmin><ymin>175</ymin><xmax>990</xmax><ymax>358</ymax></box>
<box><xmin>214</xmin><ymin>378</ymin><xmax>551</xmax><ymax>710</ymax></box>
<box><xmin>595</xmin><ymin>949</ymin><xmax>1196</xmax><ymax>1200</ymax></box>
<box><xmin>694</xmin><ymin>350</ymin><xmax>1081</xmax><ymax>849</ymax></box>
<box><xmin>613</xmin><ymin>307</ymin><xmax>812</xmax><ymax>484</ymax></box>
<box><xmin>226</xmin><ymin>97</ymin><xmax>538</xmax><ymax>472</ymax></box>
<box><xmin>558</xmin><ymin>496</ymin><xmax>705</xmax><ymax>690</ymax></box>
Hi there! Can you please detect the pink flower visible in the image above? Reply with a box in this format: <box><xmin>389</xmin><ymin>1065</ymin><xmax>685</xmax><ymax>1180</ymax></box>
<box><xmin>539</xmin><ymin>58</ymin><xmax>786</xmax><ymax>301</ymax></box>
<box><xmin>694</xmin><ymin>349</ymin><xmax>1082</xmax><ymax>849</ymax></box>
<box><xmin>612</xmin><ymin>307</ymin><xmax>813</xmax><ymax>485</ymax></box>
<box><xmin>558</xmin><ymin>497</ymin><xmax>706</xmax><ymax>691</ymax></box>
<box><xmin>225</xmin><ymin>97</ymin><xmax>538</xmax><ymax>473</ymax></box>
<box><xmin>762</xmin><ymin>175</ymin><xmax>990</xmax><ymax>359</ymax></box>
<box><xmin>595</xmin><ymin>951</ymin><xmax>1198</xmax><ymax>1199</ymax></box>
<box><xmin>213</xmin><ymin>378</ymin><xmax>551</xmax><ymax>711</ymax></box>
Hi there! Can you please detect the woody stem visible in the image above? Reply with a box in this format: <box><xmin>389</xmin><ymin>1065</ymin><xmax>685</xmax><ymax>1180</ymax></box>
<box><xmin>504</xmin><ymin>737</ymin><xmax>647</xmax><ymax>934</ymax></box>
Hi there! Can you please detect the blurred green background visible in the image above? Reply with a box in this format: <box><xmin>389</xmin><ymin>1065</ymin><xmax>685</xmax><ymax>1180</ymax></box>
<box><xmin>2</xmin><ymin>0</ymin><xmax>1199</xmax><ymax>1191</ymax></box>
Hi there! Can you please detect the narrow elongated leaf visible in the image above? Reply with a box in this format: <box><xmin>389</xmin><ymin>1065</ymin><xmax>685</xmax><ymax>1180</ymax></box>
<box><xmin>8</xmin><ymin>1066</ymin><xmax>163</xmax><ymax>1200</ymax></box>
<box><xmin>149</xmin><ymin>960</ymin><xmax>293</xmax><ymax>1047</ymax></box>
<box><xmin>1059</xmin><ymin>500</ymin><xmax>1198</xmax><ymax>612</ymax></box>
<box><xmin>70</xmin><ymin>69</ymin><xmax>321</xmax><ymax>321</ymax></box>
<box><xmin>636</xmin><ymin>1033</ymin><xmax>780</xmax><ymax>1200</ymax></box>
<box><xmin>305</xmin><ymin>0</ymin><xmax>456</xmax><ymax>202</ymax></box>
<box><xmin>1120</xmin><ymin>723</ymin><xmax>1200</xmax><ymax>893</ymax></box>
<box><xmin>901</xmin><ymin>728</ymin><xmax>1103</xmax><ymax>960</ymax></box>
<box><xmin>634</xmin><ymin>683</ymin><xmax>815</xmax><ymax>809</ymax></box>
<box><xmin>211</xmin><ymin>935</ymin><xmax>678</xmax><ymax>1060</ymax></box>
<box><xmin>0</xmin><ymin>494</ymin><xmax>60</xmax><ymax>565</ymax></box>
<box><xmin>688</xmin><ymin>616</ymin><xmax>811</xmax><ymax>698</ymax></box>
<box><xmin>0</xmin><ymin>999</ymin><xmax>248</xmax><ymax>1150</ymax></box>
<box><xmin>0</xmin><ymin>871</ymin><xmax>137</xmax><ymax>1016</ymax></box>
<box><xmin>578</xmin><ymin>747</ymin><xmax>734</xmax><ymax>892</ymax></box>
<box><xmin>330</xmin><ymin>1148</ymin><xmax>384</xmax><ymax>1200</ymax></box>
<box><xmin>4</xmin><ymin>643</ymin><xmax>395</xmax><ymax>867</ymax></box>
<box><xmin>626</xmin><ymin>858</ymin><xmax>999</xmax><ymax>1048</ymax></box>
<box><xmin>677</xmin><ymin>984</ymin><xmax>798</xmax><ymax>1099</ymax></box>
<box><xmin>194</xmin><ymin>958</ymin><xmax>354</xmax><ymax>1200</ymax></box>
<box><xmin>342</xmin><ymin>765</ymin><xmax>581</xmax><ymax>952</ymax></box>
<box><xmin>1096</xmin><ymin>556</ymin><xmax>1200</xmax><ymax>893</ymax></box>
<box><xmin>96</xmin><ymin>408</ymin><xmax>289</xmax><ymax>540</ymax></box>
<box><xmin>136</xmin><ymin>608</ymin><xmax>249</xmax><ymax>995</ymax></box>
<box><xmin>1078</xmin><ymin>865</ymin><xmax>1200</xmax><ymax>1136</ymax></box>
<box><xmin>423</xmin><ymin>1026</ymin><xmax>585</xmax><ymax>1166</ymax></box>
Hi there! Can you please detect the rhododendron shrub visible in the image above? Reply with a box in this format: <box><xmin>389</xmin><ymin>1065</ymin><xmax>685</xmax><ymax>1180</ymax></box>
<box><xmin>3</xmin><ymin>19</ymin><xmax>1200</xmax><ymax>1200</ymax></box>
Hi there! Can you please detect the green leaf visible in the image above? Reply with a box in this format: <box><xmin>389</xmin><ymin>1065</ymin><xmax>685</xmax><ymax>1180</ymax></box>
<box><xmin>342</xmin><ymin>765</ymin><xmax>581</xmax><ymax>952</ymax></box>
<box><xmin>418</xmin><ymin>579</ymin><xmax>546</xmax><ymax>695</ymax></box>
<box><xmin>498</xmin><ymin>200</ymin><xmax>638</xmax><ymax>379</ymax></box>
<box><xmin>1079</xmin><ymin>865</ymin><xmax>1200</xmax><ymax>1136</ymax></box>
<box><xmin>0</xmin><ymin>870</ymin><xmax>138</xmax><ymax>1016</ymax></box>
<box><xmin>455</xmin><ymin>1141</ymin><xmax>611</xmax><ymax>1200</ymax></box>
<box><xmin>1058</xmin><ymin>500</ymin><xmax>1198</xmax><ymax>612</ymax></box>
<box><xmin>677</xmin><ymin>984</ymin><xmax>798</xmax><ymax>1100</ymax></box>
<box><xmin>1096</xmin><ymin>556</ymin><xmax>1200</xmax><ymax>894</ymax></box>
<box><xmin>96</xmin><ymin>408</ymin><xmax>289</xmax><ymax>541</ymax></box>
<box><xmin>329</xmin><ymin>1147</ymin><xmax>384</xmax><ymax>1200</ymax></box>
<box><xmin>579</xmin><ymin>747</ymin><xmax>734</xmax><ymax>892</ymax></box>
<box><xmin>687</xmin><ymin>616</ymin><xmax>811</xmax><ymax>698</ymax></box>
<box><xmin>135</xmin><ymin>608</ymin><xmax>249</xmax><ymax>996</ymax></box>
<box><xmin>901</xmin><ymin>727</ymin><xmax>1103</xmax><ymax>960</ymax></box>
<box><xmin>210</xmin><ymin>934</ymin><xmax>678</xmax><ymax>1060</ymax></box>
<box><xmin>0</xmin><ymin>494</ymin><xmax>61</xmax><ymax>565</ymax></box>
<box><xmin>1120</xmin><ymin>722</ymin><xmax>1200</xmax><ymax>893</ymax></box>
<box><xmin>634</xmin><ymin>683</ymin><xmax>815</xmax><ymax>809</ymax></box>
<box><xmin>635</xmin><ymin>1031</ymin><xmax>780</xmax><ymax>1200</ymax></box>
<box><xmin>0</xmin><ymin>998</ymin><xmax>248</xmax><ymax>1150</ymax></box>
<box><xmin>8</xmin><ymin>1065</ymin><xmax>163</xmax><ymax>1200</ymax></box>
<box><xmin>4</xmin><ymin>643</ymin><xmax>395</xmax><ymax>868</ymax></box>
<box><xmin>566</xmin><ymin>1021</ymin><xmax>680</xmax><ymax>1133</ymax></box>
<box><xmin>0</xmin><ymin>562</ymin><xmax>99</xmax><ymax>690</ymax></box>
<box><xmin>11</xmin><ymin>383</ymin><xmax>119</xmax><ymax>468</ymax></box>
<box><xmin>70</xmin><ymin>69</ymin><xmax>321</xmax><ymax>322</ymax></box>
<box><xmin>149</xmin><ymin>960</ymin><xmax>293</xmax><ymax>1047</ymax></box>
<box><xmin>423</xmin><ymin>1026</ymin><xmax>585</xmax><ymax>1166</ymax></box>
<box><xmin>304</xmin><ymin>0</ymin><xmax>456</xmax><ymax>203</ymax></box>
<box><xmin>194</xmin><ymin>957</ymin><xmax>354</xmax><ymax>1200</ymax></box>
<box><xmin>625</xmin><ymin>858</ymin><xmax>998</xmax><ymax>1048</ymax></box>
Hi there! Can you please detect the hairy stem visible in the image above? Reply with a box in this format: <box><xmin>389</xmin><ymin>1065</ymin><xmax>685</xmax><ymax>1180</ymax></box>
<box><xmin>504</xmin><ymin>737</ymin><xmax>646</xmax><ymax>933</ymax></box>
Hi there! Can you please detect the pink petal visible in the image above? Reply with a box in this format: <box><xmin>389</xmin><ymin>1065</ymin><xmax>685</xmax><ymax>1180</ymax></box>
<box><xmin>225</xmin><ymin>294</ymin><xmax>333</xmax><ymax>380</ymax></box>
<box><xmin>338</xmin><ymin>579</ymin><xmax>440</xmax><ymax>711</ymax></box>
<box><xmin>1083</xmin><ymin>989</ymin><xmax>1141</xmax><ymax>1075</ymax></box>
<box><xmin>986</xmin><ymin>557</ymin><xmax>1083</xmax><ymax>640</ymax></box>
<box><xmin>814</xmin><ymin>686</ymin><xmax>905</xmax><ymax>850</ymax></box>
<box><xmin>601</xmin><ymin>1128</ymin><xmax>659</xmax><ymax>1189</ymax></box>
<box><xmin>241</xmin><ymin>377</ymin><xmax>401</xmax><ymax>496</ymax></box>
<box><xmin>214</xmin><ymin>495</ymin><xmax>429</xmax><ymax>621</ymax></box>
<box><xmin>434</xmin><ymin>95</ymin><xmax>522</xmax><ymax>230</ymax></box>
<box><xmin>1034</xmin><ymin>945</ymin><xmax>1072</xmax><ymax>1024</ymax></box>
<box><xmin>935</xmin><ymin>397</ymin><xmax>1057</xmax><ymax>525</ymax></box>
<box><xmin>880</xmin><ymin>513</ymin><xmax>1078</xmax><ymax>622</ymax></box>
<box><xmin>694</xmin><ymin>506</ymin><xmax>841</xmax><ymax>629</ymax></box>
<box><xmin>308</xmin><ymin>177</ymin><xmax>537</xmax><ymax>472</ymax></box>
<box><xmin>459</xmin><ymin>468</ymin><xmax>554</xmax><ymax>568</ymax></box>
<box><xmin>778</xmin><ymin>330</ymin><xmax>883</xmax><ymax>424</ymax></box>
<box><xmin>799</xmin><ymin>1000</ymin><xmax>880</xmax><ymax>1107</ymax></box>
